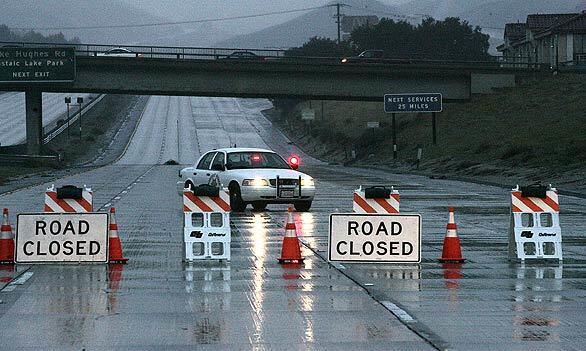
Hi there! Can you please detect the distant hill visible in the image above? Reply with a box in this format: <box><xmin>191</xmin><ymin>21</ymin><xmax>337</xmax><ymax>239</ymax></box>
<box><xmin>217</xmin><ymin>0</ymin><xmax>404</xmax><ymax>49</ymax></box>
<box><xmin>0</xmin><ymin>0</ymin><xmax>177</xmax><ymax>45</ymax></box>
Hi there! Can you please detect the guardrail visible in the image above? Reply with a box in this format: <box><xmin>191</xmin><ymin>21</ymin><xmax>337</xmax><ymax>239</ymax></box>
<box><xmin>43</xmin><ymin>94</ymin><xmax>106</xmax><ymax>144</ymax></box>
<box><xmin>0</xmin><ymin>41</ymin><xmax>546</xmax><ymax>69</ymax></box>
<box><xmin>0</xmin><ymin>153</ymin><xmax>60</xmax><ymax>164</ymax></box>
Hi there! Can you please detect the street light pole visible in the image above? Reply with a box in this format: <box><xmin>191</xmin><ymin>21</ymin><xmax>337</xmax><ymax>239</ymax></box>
<box><xmin>77</xmin><ymin>97</ymin><xmax>84</xmax><ymax>140</ymax></box>
<box><xmin>64</xmin><ymin>96</ymin><xmax>71</xmax><ymax>141</ymax></box>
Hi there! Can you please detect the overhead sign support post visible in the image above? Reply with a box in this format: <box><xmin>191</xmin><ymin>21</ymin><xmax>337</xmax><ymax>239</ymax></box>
<box><xmin>384</xmin><ymin>93</ymin><xmax>443</xmax><ymax>154</ymax></box>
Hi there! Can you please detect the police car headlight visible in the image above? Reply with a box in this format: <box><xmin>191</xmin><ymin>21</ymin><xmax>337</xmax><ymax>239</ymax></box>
<box><xmin>242</xmin><ymin>178</ymin><xmax>269</xmax><ymax>187</ymax></box>
<box><xmin>301</xmin><ymin>178</ymin><xmax>315</xmax><ymax>187</ymax></box>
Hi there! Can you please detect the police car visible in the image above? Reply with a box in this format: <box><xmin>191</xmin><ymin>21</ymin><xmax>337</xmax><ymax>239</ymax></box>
<box><xmin>178</xmin><ymin>148</ymin><xmax>315</xmax><ymax>212</ymax></box>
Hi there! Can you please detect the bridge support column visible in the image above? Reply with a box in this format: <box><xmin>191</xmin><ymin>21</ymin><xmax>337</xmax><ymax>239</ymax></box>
<box><xmin>25</xmin><ymin>90</ymin><xmax>43</xmax><ymax>155</ymax></box>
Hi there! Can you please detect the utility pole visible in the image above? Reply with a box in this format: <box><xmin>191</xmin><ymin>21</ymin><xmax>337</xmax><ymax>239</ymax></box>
<box><xmin>329</xmin><ymin>3</ymin><xmax>347</xmax><ymax>44</ymax></box>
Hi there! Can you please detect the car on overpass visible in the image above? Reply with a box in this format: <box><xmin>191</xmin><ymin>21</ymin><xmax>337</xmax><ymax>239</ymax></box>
<box><xmin>341</xmin><ymin>50</ymin><xmax>411</xmax><ymax>64</ymax></box>
<box><xmin>178</xmin><ymin>148</ymin><xmax>315</xmax><ymax>212</ymax></box>
<box><xmin>97</xmin><ymin>47</ymin><xmax>143</xmax><ymax>58</ymax></box>
<box><xmin>222</xmin><ymin>51</ymin><xmax>265</xmax><ymax>61</ymax></box>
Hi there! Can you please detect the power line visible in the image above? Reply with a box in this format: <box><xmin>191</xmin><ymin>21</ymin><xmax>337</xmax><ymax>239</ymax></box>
<box><xmin>10</xmin><ymin>5</ymin><xmax>330</xmax><ymax>31</ymax></box>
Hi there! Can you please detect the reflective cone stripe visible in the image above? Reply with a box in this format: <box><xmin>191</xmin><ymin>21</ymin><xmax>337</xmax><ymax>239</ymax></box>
<box><xmin>511</xmin><ymin>190</ymin><xmax>559</xmax><ymax>213</ymax></box>
<box><xmin>353</xmin><ymin>190</ymin><xmax>400</xmax><ymax>214</ymax></box>
<box><xmin>0</xmin><ymin>208</ymin><xmax>15</xmax><ymax>264</ymax></box>
<box><xmin>183</xmin><ymin>190</ymin><xmax>231</xmax><ymax>213</ymax></box>
<box><xmin>279</xmin><ymin>208</ymin><xmax>303</xmax><ymax>263</ymax></box>
<box><xmin>44</xmin><ymin>189</ymin><xmax>93</xmax><ymax>213</ymax></box>
<box><xmin>445</xmin><ymin>207</ymin><xmax>458</xmax><ymax>236</ymax></box>
<box><xmin>439</xmin><ymin>207</ymin><xmax>464</xmax><ymax>263</ymax></box>
<box><xmin>108</xmin><ymin>208</ymin><xmax>128</xmax><ymax>263</ymax></box>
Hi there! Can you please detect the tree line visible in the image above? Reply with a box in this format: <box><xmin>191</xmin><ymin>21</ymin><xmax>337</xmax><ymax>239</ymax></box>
<box><xmin>286</xmin><ymin>17</ymin><xmax>491</xmax><ymax>61</ymax></box>
<box><xmin>0</xmin><ymin>25</ymin><xmax>80</xmax><ymax>44</ymax></box>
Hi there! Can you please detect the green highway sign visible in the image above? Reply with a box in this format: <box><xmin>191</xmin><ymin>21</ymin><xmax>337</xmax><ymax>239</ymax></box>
<box><xmin>0</xmin><ymin>47</ymin><xmax>76</xmax><ymax>83</ymax></box>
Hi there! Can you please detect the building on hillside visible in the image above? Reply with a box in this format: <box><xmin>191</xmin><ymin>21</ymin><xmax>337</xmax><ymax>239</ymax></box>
<box><xmin>497</xmin><ymin>12</ymin><xmax>586</xmax><ymax>68</ymax></box>
<box><xmin>341</xmin><ymin>16</ymin><xmax>379</xmax><ymax>41</ymax></box>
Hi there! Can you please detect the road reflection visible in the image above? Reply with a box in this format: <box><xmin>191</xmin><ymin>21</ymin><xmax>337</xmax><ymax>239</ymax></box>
<box><xmin>106</xmin><ymin>263</ymin><xmax>125</xmax><ymax>313</ymax></box>
<box><xmin>250</xmin><ymin>213</ymin><xmax>267</xmax><ymax>344</ymax></box>
<box><xmin>512</xmin><ymin>264</ymin><xmax>562</xmax><ymax>342</ymax></box>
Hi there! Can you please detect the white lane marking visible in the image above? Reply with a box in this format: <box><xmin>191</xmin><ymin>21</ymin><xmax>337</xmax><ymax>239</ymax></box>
<box><xmin>1</xmin><ymin>272</ymin><xmax>34</xmax><ymax>292</ymax></box>
<box><xmin>121</xmin><ymin>190</ymin><xmax>128</xmax><ymax>194</ymax></box>
<box><xmin>331</xmin><ymin>262</ymin><xmax>346</xmax><ymax>270</ymax></box>
<box><xmin>104</xmin><ymin>203</ymin><xmax>111</xmax><ymax>208</ymax></box>
<box><xmin>114</xmin><ymin>196</ymin><xmax>121</xmax><ymax>200</ymax></box>
<box><xmin>381</xmin><ymin>301</ymin><xmax>415</xmax><ymax>323</ymax></box>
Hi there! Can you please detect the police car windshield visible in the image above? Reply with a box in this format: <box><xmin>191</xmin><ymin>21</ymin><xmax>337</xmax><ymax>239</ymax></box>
<box><xmin>226</xmin><ymin>152</ymin><xmax>290</xmax><ymax>170</ymax></box>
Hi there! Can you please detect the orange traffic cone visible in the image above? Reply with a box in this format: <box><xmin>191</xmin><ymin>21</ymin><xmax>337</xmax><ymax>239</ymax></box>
<box><xmin>108</xmin><ymin>208</ymin><xmax>128</xmax><ymax>263</ymax></box>
<box><xmin>278</xmin><ymin>207</ymin><xmax>304</xmax><ymax>264</ymax></box>
<box><xmin>439</xmin><ymin>207</ymin><xmax>465</xmax><ymax>263</ymax></box>
<box><xmin>0</xmin><ymin>208</ymin><xmax>15</xmax><ymax>264</ymax></box>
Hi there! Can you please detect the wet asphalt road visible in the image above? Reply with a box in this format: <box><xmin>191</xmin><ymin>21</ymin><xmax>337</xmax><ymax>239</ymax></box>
<box><xmin>0</xmin><ymin>96</ymin><xmax>585</xmax><ymax>350</ymax></box>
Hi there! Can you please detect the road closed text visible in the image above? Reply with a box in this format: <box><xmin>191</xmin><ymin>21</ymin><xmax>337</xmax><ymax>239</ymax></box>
<box><xmin>329</xmin><ymin>214</ymin><xmax>421</xmax><ymax>263</ymax></box>
<box><xmin>16</xmin><ymin>213</ymin><xmax>108</xmax><ymax>263</ymax></box>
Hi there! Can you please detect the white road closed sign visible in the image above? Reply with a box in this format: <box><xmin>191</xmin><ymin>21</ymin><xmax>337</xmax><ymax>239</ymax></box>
<box><xmin>15</xmin><ymin>213</ymin><xmax>109</xmax><ymax>263</ymax></box>
<box><xmin>329</xmin><ymin>213</ymin><xmax>421</xmax><ymax>263</ymax></box>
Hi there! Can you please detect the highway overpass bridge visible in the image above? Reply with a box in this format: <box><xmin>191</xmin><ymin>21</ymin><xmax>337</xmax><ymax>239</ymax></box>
<box><xmin>0</xmin><ymin>42</ymin><xmax>546</xmax><ymax>155</ymax></box>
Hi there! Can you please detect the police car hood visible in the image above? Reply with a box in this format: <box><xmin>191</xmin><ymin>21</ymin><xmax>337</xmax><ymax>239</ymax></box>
<box><xmin>226</xmin><ymin>168</ymin><xmax>309</xmax><ymax>179</ymax></box>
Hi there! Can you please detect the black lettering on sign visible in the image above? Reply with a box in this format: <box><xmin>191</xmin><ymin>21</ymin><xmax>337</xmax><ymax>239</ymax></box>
<box><xmin>376</xmin><ymin>222</ymin><xmax>388</xmax><ymax>235</ymax></box>
<box><xmin>79</xmin><ymin>220</ymin><xmax>90</xmax><ymax>235</ymax></box>
<box><xmin>36</xmin><ymin>221</ymin><xmax>47</xmax><ymax>235</ymax></box>
<box><xmin>36</xmin><ymin>241</ymin><xmax>47</xmax><ymax>255</ymax></box>
<box><xmin>336</xmin><ymin>241</ymin><xmax>347</xmax><ymax>255</ymax></box>
<box><xmin>62</xmin><ymin>241</ymin><xmax>74</xmax><ymax>255</ymax></box>
<box><xmin>348</xmin><ymin>221</ymin><xmax>359</xmax><ymax>235</ymax></box>
<box><xmin>349</xmin><ymin>242</ymin><xmax>360</xmax><ymax>255</ymax></box>
<box><xmin>77</xmin><ymin>241</ymin><xmax>86</xmax><ymax>255</ymax></box>
<box><xmin>50</xmin><ymin>221</ymin><xmax>61</xmax><ymax>235</ymax></box>
<box><xmin>376</xmin><ymin>241</ymin><xmax>388</xmax><ymax>255</ymax></box>
<box><xmin>23</xmin><ymin>241</ymin><xmax>34</xmax><ymax>255</ymax></box>
<box><xmin>48</xmin><ymin>241</ymin><xmax>60</xmax><ymax>255</ymax></box>
<box><xmin>362</xmin><ymin>222</ymin><xmax>373</xmax><ymax>235</ymax></box>
<box><xmin>363</xmin><ymin>242</ymin><xmax>374</xmax><ymax>255</ymax></box>
<box><xmin>391</xmin><ymin>222</ymin><xmax>402</xmax><ymax>235</ymax></box>
<box><xmin>89</xmin><ymin>241</ymin><xmax>100</xmax><ymax>255</ymax></box>
<box><xmin>389</xmin><ymin>241</ymin><xmax>400</xmax><ymax>255</ymax></box>
<box><xmin>402</xmin><ymin>242</ymin><xmax>413</xmax><ymax>255</ymax></box>
<box><xmin>63</xmin><ymin>221</ymin><xmax>75</xmax><ymax>235</ymax></box>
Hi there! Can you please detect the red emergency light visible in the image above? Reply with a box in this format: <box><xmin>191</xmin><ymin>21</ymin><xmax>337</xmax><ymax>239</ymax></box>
<box><xmin>288</xmin><ymin>155</ymin><xmax>300</xmax><ymax>170</ymax></box>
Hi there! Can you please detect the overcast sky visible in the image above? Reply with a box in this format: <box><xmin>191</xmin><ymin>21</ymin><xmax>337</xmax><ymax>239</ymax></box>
<box><xmin>119</xmin><ymin>0</ymin><xmax>413</xmax><ymax>33</ymax></box>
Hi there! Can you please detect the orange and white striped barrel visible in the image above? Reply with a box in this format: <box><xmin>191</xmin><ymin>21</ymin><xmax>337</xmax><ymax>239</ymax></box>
<box><xmin>511</xmin><ymin>189</ymin><xmax>559</xmax><ymax>213</ymax></box>
<box><xmin>353</xmin><ymin>187</ymin><xmax>400</xmax><ymax>214</ymax></box>
<box><xmin>44</xmin><ymin>185</ymin><xmax>93</xmax><ymax>213</ymax></box>
<box><xmin>183</xmin><ymin>188</ymin><xmax>231</xmax><ymax>213</ymax></box>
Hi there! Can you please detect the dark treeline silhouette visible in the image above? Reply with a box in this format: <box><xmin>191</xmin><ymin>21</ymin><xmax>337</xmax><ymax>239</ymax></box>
<box><xmin>285</xmin><ymin>37</ymin><xmax>355</xmax><ymax>57</ymax></box>
<box><xmin>286</xmin><ymin>17</ymin><xmax>491</xmax><ymax>61</ymax></box>
<box><xmin>0</xmin><ymin>25</ymin><xmax>80</xmax><ymax>44</ymax></box>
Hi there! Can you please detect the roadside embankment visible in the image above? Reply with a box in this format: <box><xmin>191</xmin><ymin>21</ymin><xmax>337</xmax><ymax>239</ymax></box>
<box><xmin>264</xmin><ymin>74</ymin><xmax>586</xmax><ymax>194</ymax></box>
<box><xmin>0</xmin><ymin>94</ymin><xmax>147</xmax><ymax>187</ymax></box>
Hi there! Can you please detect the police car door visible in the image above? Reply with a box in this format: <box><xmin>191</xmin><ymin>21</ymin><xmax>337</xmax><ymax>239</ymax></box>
<box><xmin>193</xmin><ymin>151</ymin><xmax>216</xmax><ymax>186</ymax></box>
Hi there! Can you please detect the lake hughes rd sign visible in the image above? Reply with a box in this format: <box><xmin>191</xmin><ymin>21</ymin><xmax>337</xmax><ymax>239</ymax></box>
<box><xmin>329</xmin><ymin>213</ymin><xmax>421</xmax><ymax>263</ymax></box>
